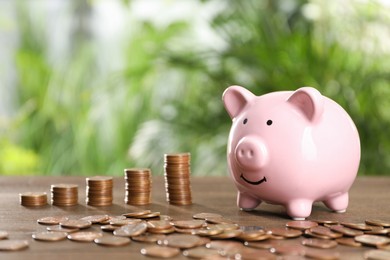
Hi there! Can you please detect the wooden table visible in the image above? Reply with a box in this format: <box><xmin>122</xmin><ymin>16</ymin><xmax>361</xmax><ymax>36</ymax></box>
<box><xmin>0</xmin><ymin>176</ymin><xmax>389</xmax><ymax>259</ymax></box>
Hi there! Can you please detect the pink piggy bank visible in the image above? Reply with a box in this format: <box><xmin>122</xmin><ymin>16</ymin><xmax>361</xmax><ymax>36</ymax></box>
<box><xmin>223</xmin><ymin>86</ymin><xmax>360</xmax><ymax>220</ymax></box>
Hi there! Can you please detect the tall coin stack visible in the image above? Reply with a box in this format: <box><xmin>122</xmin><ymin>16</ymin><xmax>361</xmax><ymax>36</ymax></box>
<box><xmin>51</xmin><ymin>184</ymin><xmax>78</xmax><ymax>206</ymax></box>
<box><xmin>85</xmin><ymin>176</ymin><xmax>113</xmax><ymax>206</ymax></box>
<box><xmin>124</xmin><ymin>168</ymin><xmax>152</xmax><ymax>205</ymax></box>
<box><xmin>164</xmin><ymin>153</ymin><xmax>192</xmax><ymax>205</ymax></box>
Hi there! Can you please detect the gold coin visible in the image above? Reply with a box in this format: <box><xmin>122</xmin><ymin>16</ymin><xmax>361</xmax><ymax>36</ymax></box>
<box><xmin>147</xmin><ymin>220</ymin><xmax>173</xmax><ymax>230</ymax></box>
<box><xmin>302</xmin><ymin>238</ymin><xmax>338</xmax><ymax>249</ymax></box>
<box><xmin>0</xmin><ymin>240</ymin><xmax>29</xmax><ymax>251</ymax></box>
<box><xmin>60</xmin><ymin>219</ymin><xmax>92</xmax><ymax>229</ymax></box>
<box><xmin>32</xmin><ymin>231</ymin><xmax>68</xmax><ymax>241</ymax></box>
<box><xmin>304</xmin><ymin>229</ymin><xmax>332</xmax><ymax>240</ymax></box>
<box><xmin>37</xmin><ymin>216</ymin><xmax>69</xmax><ymax>225</ymax></box>
<box><xmin>148</xmin><ymin>226</ymin><xmax>175</xmax><ymax>234</ymax></box>
<box><xmin>94</xmin><ymin>236</ymin><xmax>131</xmax><ymax>247</ymax></box>
<box><xmin>67</xmin><ymin>231</ymin><xmax>103</xmax><ymax>242</ymax></box>
<box><xmin>140</xmin><ymin>245</ymin><xmax>181</xmax><ymax>258</ymax></box>
<box><xmin>136</xmin><ymin>212</ymin><xmax>160</xmax><ymax>219</ymax></box>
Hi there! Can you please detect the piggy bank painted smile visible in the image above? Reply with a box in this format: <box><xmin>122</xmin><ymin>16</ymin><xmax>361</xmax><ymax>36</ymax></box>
<box><xmin>223</xmin><ymin>86</ymin><xmax>360</xmax><ymax>220</ymax></box>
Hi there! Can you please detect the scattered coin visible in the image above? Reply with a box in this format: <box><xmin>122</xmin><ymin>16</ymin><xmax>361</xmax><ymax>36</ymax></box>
<box><xmin>32</xmin><ymin>231</ymin><xmax>68</xmax><ymax>241</ymax></box>
<box><xmin>122</xmin><ymin>210</ymin><xmax>152</xmax><ymax>218</ymax></box>
<box><xmin>100</xmin><ymin>225</ymin><xmax>118</xmax><ymax>232</ymax></box>
<box><xmin>0</xmin><ymin>240</ymin><xmax>29</xmax><ymax>251</ymax></box>
<box><xmin>269</xmin><ymin>228</ymin><xmax>302</xmax><ymax>238</ymax></box>
<box><xmin>364</xmin><ymin>249</ymin><xmax>390</xmax><ymax>260</ymax></box>
<box><xmin>37</xmin><ymin>216</ymin><xmax>69</xmax><ymax>225</ymax></box>
<box><xmin>244</xmin><ymin>241</ymin><xmax>273</xmax><ymax>249</ymax></box>
<box><xmin>270</xmin><ymin>244</ymin><xmax>306</xmax><ymax>256</ymax></box>
<box><xmin>20</xmin><ymin>192</ymin><xmax>47</xmax><ymax>207</ymax></box>
<box><xmin>113</xmin><ymin>222</ymin><xmax>148</xmax><ymax>237</ymax></box>
<box><xmin>94</xmin><ymin>236</ymin><xmax>131</xmax><ymax>247</ymax></box>
<box><xmin>341</xmin><ymin>222</ymin><xmax>377</xmax><ymax>231</ymax></box>
<box><xmin>211</xmin><ymin>229</ymin><xmax>243</xmax><ymax>239</ymax></box>
<box><xmin>80</xmin><ymin>215</ymin><xmax>109</xmax><ymax>224</ymax></box>
<box><xmin>193</xmin><ymin>213</ymin><xmax>223</xmax><ymax>220</ymax></box>
<box><xmin>354</xmin><ymin>235</ymin><xmax>390</xmax><ymax>247</ymax></box>
<box><xmin>171</xmin><ymin>220</ymin><xmax>205</xmax><ymax>229</ymax></box>
<box><xmin>304</xmin><ymin>248</ymin><xmax>340</xmax><ymax>260</ymax></box>
<box><xmin>136</xmin><ymin>212</ymin><xmax>161</xmax><ymax>219</ymax></box>
<box><xmin>110</xmin><ymin>218</ymin><xmax>142</xmax><ymax>226</ymax></box>
<box><xmin>159</xmin><ymin>234</ymin><xmax>202</xmax><ymax>249</ymax></box>
<box><xmin>286</xmin><ymin>220</ymin><xmax>318</xmax><ymax>230</ymax></box>
<box><xmin>67</xmin><ymin>231</ymin><xmax>103</xmax><ymax>242</ymax></box>
<box><xmin>140</xmin><ymin>245</ymin><xmax>181</xmax><ymax>258</ymax></box>
<box><xmin>183</xmin><ymin>247</ymin><xmax>220</xmax><ymax>259</ymax></box>
<box><xmin>335</xmin><ymin>237</ymin><xmax>362</xmax><ymax>247</ymax></box>
<box><xmin>329</xmin><ymin>224</ymin><xmax>364</xmax><ymax>237</ymax></box>
<box><xmin>302</xmin><ymin>238</ymin><xmax>338</xmax><ymax>249</ymax></box>
<box><xmin>131</xmin><ymin>233</ymin><xmax>166</xmax><ymax>243</ymax></box>
<box><xmin>310</xmin><ymin>226</ymin><xmax>343</xmax><ymax>239</ymax></box>
<box><xmin>60</xmin><ymin>219</ymin><xmax>92</xmax><ymax>229</ymax></box>
<box><xmin>46</xmin><ymin>225</ymin><xmax>79</xmax><ymax>233</ymax></box>
<box><xmin>0</xmin><ymin>231</ymin><xmax>8</xmax><ymax>240</ymax></box>
<box><xmin>365</xmin><ymin>220</ymin><xmax>390</xmax><ymax>228</ymax></box>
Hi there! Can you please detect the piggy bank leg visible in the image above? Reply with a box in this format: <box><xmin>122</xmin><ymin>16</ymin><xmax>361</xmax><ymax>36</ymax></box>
<box><xmin>237</xmin><ymin>192</ymin><xmax>261</xmax><ymax>211</ymax></box>
<box><xmin>323</xmin><ymin>192</ymin><xmax>349</xmax><ymax>213</ymax></box>
<box><xmin>286</xmin><ymin>199</ymin><xmax>313</xmax><ymax>220</ymax></box>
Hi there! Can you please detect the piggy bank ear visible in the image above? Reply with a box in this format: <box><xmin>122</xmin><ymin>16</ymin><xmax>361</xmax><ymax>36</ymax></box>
<box><xmin>287</xmin><ymin>87</ymin><xmax>324</xmax><ymax>123</ymax></box>
<box><xmin>223</xmin><ymin>86</ymin><xmax>255</xmax><ymax>119</ymax></box>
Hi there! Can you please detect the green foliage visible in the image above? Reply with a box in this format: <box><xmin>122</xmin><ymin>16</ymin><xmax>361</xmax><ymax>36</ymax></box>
<box><xmin>2</xmin><ymin>0</ymin><xmax>390</xmax><ymax>175</ymax></box>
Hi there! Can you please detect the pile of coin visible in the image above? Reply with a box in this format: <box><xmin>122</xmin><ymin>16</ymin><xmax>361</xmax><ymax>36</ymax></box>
<box><xmin>164</xmin><ymin>153</ymin><xmax>192</xmax><ymax>205</ymax></box>
<box><xmin>19</xmin><ymin>192</ymin><xmax>47</xmax><ymax>207</ymax></box>
<box><xmin>124</xmin><ymin>168</ymin><xmax>152</xmax><ymax>205</ymax></box>
<box><xmin>51</xmin><ymin>184</ymin><xmax>78</xmax><ymax>206</ymax></box>
<box><xmin>85</xmin><ymin>176</ymin><xmax>113</xmax><ymax>206</ymax></box>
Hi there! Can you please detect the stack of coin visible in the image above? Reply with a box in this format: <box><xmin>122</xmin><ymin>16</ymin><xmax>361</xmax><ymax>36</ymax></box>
<box><xmin>86</xmin><ymin>176</ymin><xmax>113</xmax><ymax>206</ymax></box>
<box><xmin>124</xmin><ymin>168</ymin><xmax>152</xmax><ymax>205</ymax></box>
<box><xmin>164</xmin><ymin>153</ymin><xmax>192</xmax><ymax>205</ymax></box>
<box><xmin>51</xmin><ymin>184</ymin><xmax>78</xmax><ymax>206</ymax></box>
<box><xmin>19</xmin><ymin>192</ymin><xmax>47</xmax><ymax>207</ymax></box>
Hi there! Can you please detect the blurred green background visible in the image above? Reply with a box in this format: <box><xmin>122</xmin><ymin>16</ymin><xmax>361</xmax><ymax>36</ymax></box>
<box><xmin>1</xmin><ymin>0</ymin><xmax>390</xmax><ymax>176</ymax></box>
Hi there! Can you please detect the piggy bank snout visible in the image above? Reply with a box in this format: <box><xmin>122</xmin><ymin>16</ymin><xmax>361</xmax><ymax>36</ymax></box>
<box><xmin>235</xmin><ymin>136</ymin><xmax>268</xmax><ymax>171</ymax></box>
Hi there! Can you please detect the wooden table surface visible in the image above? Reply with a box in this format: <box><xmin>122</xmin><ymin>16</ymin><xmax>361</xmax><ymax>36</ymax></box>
<box><xmin>0</xmin><ymin>176</ymin><xmax>389</xmax><ymax>260</ymax></box>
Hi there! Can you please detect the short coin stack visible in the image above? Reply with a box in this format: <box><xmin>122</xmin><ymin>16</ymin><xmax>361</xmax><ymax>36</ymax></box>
<box><xmin>51</xmin><ymin>184</ymin><xmax>78</xmax><ymax>206</ymax></box>
<box><xmin>124</xmin><ymin>168</ymin><xmax>152</xmax><ymax>205</ymax></box>
<box><xmin>19</xmin><ymin>192</ymin><xmax>47</xmax><ymax>207</ymax></box>
<box><xmin>85</xmin><ymin>176</ymin><xmax>113</xmax><ymax>206</ymax></box>
<box><xmin>164</xmin><ymin>153</ymin><xmax>192</xmax><ymax>205</ymax></box>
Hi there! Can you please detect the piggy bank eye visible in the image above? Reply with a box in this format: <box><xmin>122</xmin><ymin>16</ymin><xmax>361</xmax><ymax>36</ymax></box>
<box><xmin>243</xmin><ymin>118</ymin><xmax>248</xmax><ymax>125</ymax></box>
<box><xmin>266</xmin><ymin>120</ymin><xmax>273</xmax><ymax>126</ymax></box>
